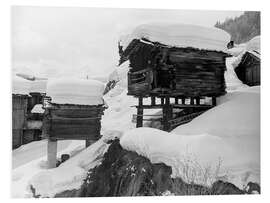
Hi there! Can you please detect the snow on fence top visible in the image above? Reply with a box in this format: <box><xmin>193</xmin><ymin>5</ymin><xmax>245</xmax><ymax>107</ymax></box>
<box><xmin>12</xmin><ymin>76</ymin><xmax>31</xmax><ymax>95</ymax></box>
<box><xmin>46</xmin><ymin>78</ymin><xmax>105</xmax><ymax>105</ymax></box>
<box><xmin>120</xmin><ymin>23</ymin><xmax>231</xmax><ymax>52</ymax></box>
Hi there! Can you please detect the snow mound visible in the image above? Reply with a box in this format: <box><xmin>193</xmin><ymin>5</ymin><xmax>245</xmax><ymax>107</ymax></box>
<box><xmin>12</xmin><ymin>76</ymin><xmax>31</xmax><ymax>95</ymax></box>
<box><xmin>29</xmin><ymin>138</ymin><xmax>109</xmax><ymax>197</ymax></box>
<box><xmin>120</xmin><ymin>87</ymin><xmax>260</xmax><ymax>188</ymax></box>
<box><xmin>12</xmin><ymin>140</ymin><xmax>85</xmax><ymax>197</ymax></box>
<box><xmin>46</xmin><ymin>78</ymin><xmax>105</xmax><ymax>105</ymax></box>
<box><xmin>120</xmin><ymin>23</ymin><xmax>230</xmax><ymax>52</ymax></box>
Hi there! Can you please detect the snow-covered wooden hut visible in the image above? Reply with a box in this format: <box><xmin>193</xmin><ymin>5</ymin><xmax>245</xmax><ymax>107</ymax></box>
<box><xmin>235</xmin><ymin>36</ymin><xmax>260</xmax><ymax>86</ymax></box>
<box><xmin>43</xmin><ymin>78</ymin><xmax>106</xmax><ymax>167</ymax></box>
<box><xmin>119</xmin><ymin>23</ymin><xmax>231</xmax><ymax>130</ymax></box>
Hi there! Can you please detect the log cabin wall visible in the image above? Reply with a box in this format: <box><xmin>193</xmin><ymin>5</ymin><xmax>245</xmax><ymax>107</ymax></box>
<box><xmin>12</xmin><ymin>94</ymin><xmax>28</xmax><ymax>149</ymax></box>
<box><xmin>43</xmin><ymin>104</ymin><xmax>105</xmax><ymax>141</ymax></box>
<box><xmin>123</xmin><ymin>39</ymin><xmax>228</xmax><ymax>98</ymax></box>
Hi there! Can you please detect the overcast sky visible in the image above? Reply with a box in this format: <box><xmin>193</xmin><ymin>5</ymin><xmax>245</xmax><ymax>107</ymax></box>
<box><xmin>11</xmin><ymin>6</ymin><xmax>243</xmax><ymax>79</ymax></box>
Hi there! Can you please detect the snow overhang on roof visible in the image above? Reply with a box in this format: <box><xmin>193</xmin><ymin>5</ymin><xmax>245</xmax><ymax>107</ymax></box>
<box><xmin>119</xmin><ymin>23</ymin><xmax>231</xmax><ymax>52</ymax></box>
<box><xmin>46</xmin><ymin>78</ymin><xmax>105</xmax><ymax>106</ymax></box>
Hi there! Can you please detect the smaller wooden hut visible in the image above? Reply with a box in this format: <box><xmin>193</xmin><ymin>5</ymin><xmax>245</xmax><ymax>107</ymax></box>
<box><xmin>43</xmin><ymin>103</ymin><xmax>105</xmax><ymax>145</ymax></box>
<box><xmin>235</xmin><ymin>51</ymin><xmax>260</xmax><ymax>86</ymax></box>
<box><xmin>44</xmin><ymin>78</ymin><xmax>106</xmax><ymax>168</ymax></box>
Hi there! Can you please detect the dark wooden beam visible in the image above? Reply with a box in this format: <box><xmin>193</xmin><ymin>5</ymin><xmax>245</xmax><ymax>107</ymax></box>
<box><xmin>151</xmin><ymin>96</ymin><xmax>156</xmax><ymax>106</ymax></box>
<box><xmin>212</xmin><ymin>97</ymin><xmax>217</xmax><ymax>106</ymax></box>
<box><xmin>136</xmin><ymin>97</ymin><xmax>143</xmax><ymax>128</ymax></box>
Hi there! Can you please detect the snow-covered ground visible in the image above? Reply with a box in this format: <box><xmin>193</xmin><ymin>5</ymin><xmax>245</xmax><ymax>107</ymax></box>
<box><xmin>121</xmin><ymin>85</ymin><xmax>260</xmax><ymax>188</ymax></box>
<box><xmin>12</xmin><ymin>53</ymin><xmax>260</xmax><ymax>197</ymax></box>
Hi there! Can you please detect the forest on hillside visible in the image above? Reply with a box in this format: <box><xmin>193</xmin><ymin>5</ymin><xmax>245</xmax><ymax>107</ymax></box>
<box><xmin>215</xmin><ymin>11</ymin><xmax>260</xmax><ymax>44</ymax></box>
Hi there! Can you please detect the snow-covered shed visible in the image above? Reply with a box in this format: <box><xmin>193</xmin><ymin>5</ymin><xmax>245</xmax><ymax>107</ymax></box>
<box><xmin>119</xmin><ymin>23</ymin><xmax>231</xmax><ymax>98</ymax></box>
<box><xmin>119</xmin><ymin>23</ymin><xmax>231</xmax><ymax>131</ymax></box>
<box><xmin>44</xmin><ymin>78</ymin><xmax>106</xmax><ymax>146</ymax></box>
<box><xmin>235</xmin><ymin>36</ymin><xmax>260</xmax><ymax>86</ymax></box>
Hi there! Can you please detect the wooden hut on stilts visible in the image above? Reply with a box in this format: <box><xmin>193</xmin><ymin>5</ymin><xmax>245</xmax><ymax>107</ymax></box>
<box><xmin>119</xmin><ymin>24</ymin><xmax>231</xmax><ymax>131</ymax></box>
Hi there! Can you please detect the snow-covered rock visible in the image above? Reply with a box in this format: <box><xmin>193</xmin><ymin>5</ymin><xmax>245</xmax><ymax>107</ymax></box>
<box><xmin>120</xmin><ymin>23</ymin><xmax>231</xmax><ymax>52</ymax></box>
<box><xmin>12</xmin><ymin>76</ymin><xmax>31</xmax><ymax>95</ymax></box>
<box><xmin>29</xmin><ymin>139</ymin><xmax>109</xmax><ymax>197</ymax></box>
<box><xmin>12</xmin><ymin>140</ymin><xmax>85</xmax><ymax>197</ymax></box>
<box><xmin>120</xmin><ymin>86</ymin><xmax>260</xmax><ymax>189</ymax></box>
<box><xmin>46</xmin><ymin>78</ymin><xmax>105</xmax><ymax>105</ymax></box>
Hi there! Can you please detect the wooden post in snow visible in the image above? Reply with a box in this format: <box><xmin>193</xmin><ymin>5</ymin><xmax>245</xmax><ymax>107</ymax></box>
<box><xmin>212</xmin><ymin>97</ymin><xmax>217</xmax><ymax>106</ymax></box>
<box><xmin>151</xmin><ymin>96</ymin><xmax>156</xmax><ymax>106</ymax></box>
<box><xmin>163</xmin><ymin>96</ymin><xmax>171</xmax><ymax>131</ymax></box>
<box><xmin>136</xmin><ymin>96</ymin><xmax>143</xmax><ymax>128</ymax></box>
<box><xmin>47</xmin><ymin>138</ymin><xmax>57</xmax><ymax>168</ymax></box>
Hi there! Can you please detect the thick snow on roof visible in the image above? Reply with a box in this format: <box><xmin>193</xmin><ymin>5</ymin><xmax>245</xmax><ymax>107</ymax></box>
<box><xmin>12</xmin><ymin>76</ymin><xmax>31</xmax><ymax>95</ymax></box>
<box><xmin>30</xmin><ymin>79</ymin><xmax>47</xmax><ymax>93</ymax></box>
<box><xmin>120</xmin><ymin>86</ymin><xmax>260</xmax><ymax>188</ymax></box>
<box><xmin>246</xmin><ymin>36</ymin><xmax>260</xmax><ymax>54</ymax></box>
<box><xmin>46</xmin><ymin>78</ymin><xmax>105</xmax><ymax>105</ymax></box>
<box><xmin>120</xmin><ymin>23</ymin><xmax>231</xmax><ymax>52</ymax></box>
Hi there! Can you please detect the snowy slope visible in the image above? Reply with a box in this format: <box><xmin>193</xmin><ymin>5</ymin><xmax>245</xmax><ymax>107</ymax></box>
<box><xmin>46</xmin><ymin>78</ymin><xmax>105</xmax><ymax>105</ymax></box>
<box><xmin>120</xmin><ymin>23</ymin><xmax>230</xmax><ymax>52</ymax></box>
<box><xmin>12</xmin><ymin>140</ymin><xmax>85</xmax><ymax>197</ymax></box>
<box><xmin>120</xmin><ymin>86</ymin><xmax>260</xmax><ymax>188</ymax></box>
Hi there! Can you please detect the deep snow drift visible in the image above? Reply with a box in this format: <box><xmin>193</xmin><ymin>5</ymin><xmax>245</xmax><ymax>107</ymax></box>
<box><xmin>120</xmin><ymin>23</ymin><xmax>230</xmax><ymax>52</ymax></box>
<box><xmin>121</xmin><ymin>86</ymin><xmax>260</xmax><ymax>188</ymax></box>
<box><xmin>46</xmin><ymin>78</ymin><xmax>105</xmax><ymax>105</ymax></box>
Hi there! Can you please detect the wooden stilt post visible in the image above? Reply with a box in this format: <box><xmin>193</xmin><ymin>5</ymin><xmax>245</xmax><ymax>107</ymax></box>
<box><xmin>47</xmin><ymin>138</ymin><xmax>57</xmax><ymax>168</ymax></box>
<box><xmin>212</xmin><ymin>97</ymin><xmax>217</xmax><ymax>106</ymax></box>
<box><xmin>181</xmin><ymin>97</ymin><xmax>185</xmax><ymax>105</ymax></box>
<box><xmin>195</xmin><ymin>97</ymin><xmax>200</xmax><ymax>105</ymax></box>
<box><xmin>163</xmin><ymin>96</ymin><xmax>171</xmax><ymax>131</ymax></box>
<box><xmin>85</xmin><ymin>139</ymin><xmax>92</xmax><ymax>148</ymax></box>
<box><xmin>161</xmin><ymin>97</ymin><xmax>165</xmax><ymax>105</ymax></box>
<box><xmin>190</xmin><ymin>97</ymin><xmax>195</xmax><ymax>105</ymax></box>
<box><xmin>151</xmin><ymin>96</ymin><xmax>156</xmax><ymax>106</ymax></box>
<box><xmin>175</xmin><ymin>97</ymin><xmax>179</xmax><ymax>104</ymax></box>
<box><xmin>136</xmin><ymin>96</ymin><xmax>143</xmax><ymax>128</ymax></box>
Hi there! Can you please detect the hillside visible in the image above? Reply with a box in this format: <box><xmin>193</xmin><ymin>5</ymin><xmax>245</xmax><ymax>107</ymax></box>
<box><xmin>215</xmin><ymin>11</ymin><xmax>260</xmax><ymax>44</ymax></box>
